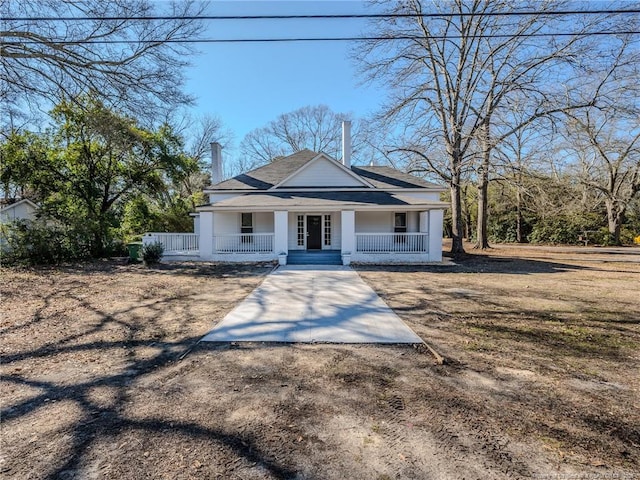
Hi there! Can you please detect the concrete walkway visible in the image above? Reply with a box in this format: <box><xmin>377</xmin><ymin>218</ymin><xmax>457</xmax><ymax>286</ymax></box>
<box><xmin>201</xmin><ymin>265</ymin><xmax>423</xmax><ymax>344</ymax></box>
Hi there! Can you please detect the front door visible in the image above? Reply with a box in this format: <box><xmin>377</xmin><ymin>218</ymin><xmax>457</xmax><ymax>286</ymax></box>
<box><xmin>306</xmin><ymin>215</ymin><xmax>322</xmax><ymax>249</ymax></box>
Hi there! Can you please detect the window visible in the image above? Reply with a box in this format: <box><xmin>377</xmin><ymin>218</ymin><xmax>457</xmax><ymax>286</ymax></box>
<box><xmin>297</xmin><ymin>215</ymin><xmax>305</xmax><ymax>246</ymax></box>
<box><xmin>394</xmin><ymin>212</ymin><xmax>407</xmax><ymax>243</ymax></box>
<box><xmin>241</xmin><ymin>213</ymin><xmax>253</xmax><ymax>242</ymax></box>
<box><xmin>394</xmin><ymin>213</ymin><xmax>407</xmax><ymax>233</ymax></box>
<box><xmin>324</xmin><ymin>214</ymin><xmax>331</xmax><ymax>246</ymax></box>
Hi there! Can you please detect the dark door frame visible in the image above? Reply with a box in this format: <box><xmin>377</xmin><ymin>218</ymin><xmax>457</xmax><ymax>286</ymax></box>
<box><xmin>306</xmin><ymin>215</ymin><xmax>322</xmax><ymax>250</ymax></box>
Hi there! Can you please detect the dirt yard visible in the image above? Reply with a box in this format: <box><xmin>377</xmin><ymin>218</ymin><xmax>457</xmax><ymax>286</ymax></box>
<box><xmin>1</xmin><ymin>247</ymin><xmax>639</xmax><ymax>479</ymax></box>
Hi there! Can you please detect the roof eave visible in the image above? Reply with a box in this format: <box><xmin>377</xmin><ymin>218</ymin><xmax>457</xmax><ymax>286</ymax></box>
<box><xmin>196</xmin><ymin>202</ymin><xmax>449</xmax><ymax>212</ymax></box>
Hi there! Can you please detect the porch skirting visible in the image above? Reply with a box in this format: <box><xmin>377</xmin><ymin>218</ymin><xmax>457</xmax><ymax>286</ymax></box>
<box><xmin>350</xmin><ymin>253</ymin><xmax>432</xmax><ymax>264</ymax></box>
<box><xmin>158</xmin><ymin>252</ymin><xmax>436</xmax><ymax>264</ymax></box>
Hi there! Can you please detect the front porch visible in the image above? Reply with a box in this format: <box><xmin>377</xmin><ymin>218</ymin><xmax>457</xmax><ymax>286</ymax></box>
<box><xmin>144</xmin><ymin>208</ymin><xmax>443</xmax><ymax>264</ymax></box>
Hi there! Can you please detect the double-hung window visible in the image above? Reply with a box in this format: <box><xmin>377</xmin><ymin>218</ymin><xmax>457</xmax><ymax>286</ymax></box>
<box><xmin>241</xmin><ymin>213</ymin><xmax>253</xmax><ymax>243</ymax></box>
<box><xmin>394</xmin><ymin>212</ymin><xmax>407</xmax><ymax>243</ymax></box>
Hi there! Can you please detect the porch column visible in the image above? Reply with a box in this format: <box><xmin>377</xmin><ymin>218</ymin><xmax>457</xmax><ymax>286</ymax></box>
<box><xmin>199</xmin><ymin>211</ymin><xmax>214</xmax><ymax>259</ymax></box>
<box><xmin>341</xmin><ymin>210</ymin><xmax>355</xmax><ymax>254</ymax></box>
<box><xmin>274</xmin><ymin>210</ymin><xmax>288</xmax><ymax>254</ymax></box>
<box><xmin>428</xmin><ymin>209</ymin><xmax>444</xmax><ymax>262</ymax></box>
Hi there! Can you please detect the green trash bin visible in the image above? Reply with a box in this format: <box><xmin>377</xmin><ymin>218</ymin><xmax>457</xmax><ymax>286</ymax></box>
<box><xmin>127</xmin><ymin>242</ymin><xmax>143</xmax><ymax>262</ymax></box>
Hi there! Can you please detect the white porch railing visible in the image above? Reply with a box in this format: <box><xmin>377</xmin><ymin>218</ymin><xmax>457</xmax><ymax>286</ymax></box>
<box><xmin>214</xmin><ymin>233</ymin><xmax>274</xmax><ymax>253</ymax></box>
<box><xmin>356</xmin><ymin>233</ymin><xmax>429</xmax><ymax>253</ymax></box>
<box><xmin>145</xmin><ymin>233</ymin><xmax>199</xmax><ymax>254</ymax></box>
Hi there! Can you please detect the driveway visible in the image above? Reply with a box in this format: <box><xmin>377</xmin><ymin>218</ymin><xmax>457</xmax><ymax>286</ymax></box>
<box><xmin>201</xmin><ymin>265</ymin><xmax>423</xmax><ymax>343</ymax></box>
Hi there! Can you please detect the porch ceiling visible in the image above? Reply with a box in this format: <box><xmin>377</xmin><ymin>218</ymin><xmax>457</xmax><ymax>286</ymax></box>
<box><xmin>198</xmin><ymin>191</ymin><xmax>448</xmax><ymax>211</ymax></box>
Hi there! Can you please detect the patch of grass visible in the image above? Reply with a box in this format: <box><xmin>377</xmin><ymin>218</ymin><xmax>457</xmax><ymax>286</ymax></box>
<box><xmin>463</xmin><ymin>340</ymin><xmax>496</xmax><ymax>352</ymax></box>
<box><xmin>537</xmin><ymin>435</ymin><xmax>565</xmax><ymax>453</ymax></box>
<box><xmin>464</xmin><ymin>321</ymin><xmax>633</xmax><ymax>360</ymax></box>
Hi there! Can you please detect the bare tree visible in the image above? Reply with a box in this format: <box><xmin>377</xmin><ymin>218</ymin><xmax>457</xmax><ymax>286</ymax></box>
<box><xmin>560</xmin><ymin>36</ymin><xmax>640</xmax><ymax>245</ymax></box>
<box><xmin>493</xmin><ymin>114</ymin><xmax>556</xmax><ymax>243</ymax></box>
<box><xmin>0</xmin><ymin>0</ymin><xmax>205</xmax><ymax>119</ymax></box>
<box><xmin>357</xmin><ymin>0</ymin><xmax>609</xmax><ymax>254</ymax></box>
<box><xmin>238</xmin><ymin>105</ymin><xmax>364</xmax><ymax>170</ymax></box>
<box><xmin>564</xmin><ymin>112</ymin><xmax>640</xmax><ymax>244</ymax></box>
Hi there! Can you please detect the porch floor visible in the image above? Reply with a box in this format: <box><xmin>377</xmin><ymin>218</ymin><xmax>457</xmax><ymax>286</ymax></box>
<box><xmin>201</xmin><ymin>265</ymin><xmax>423</xmax><ymax>343</ymax></box>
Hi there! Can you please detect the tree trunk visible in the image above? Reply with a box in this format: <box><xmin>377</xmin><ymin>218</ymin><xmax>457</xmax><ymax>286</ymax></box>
<box><xmin>605</xmin><ymin>199</ymin><xmax>623</xmax><ymax>245</ymax></box>
<box><xmin>450</xmin><ymin>173</ymin><xmax>466</xmax><ymax>256</ymax></box>
<box><xmin>465</xmin><ymin>204</ymin><xmax>473</xmax><ymax>240</ymax></box>
<box><xmin>461</xmin><ymin>183</ymin><xmax>473</xmax><ymax>240</ymax></box>
<box><xmin>475</xmin><ymin>121</ymin><xmax>491</xmax><ymax>250</ymax></box>
<box><xmin>516</xmin><ymin>187</ymin><xmax>525</xmax><ymax>243</ymax></box>
<box><xmin>475</xmin><ymin>157</ymin><xmax>491</xmax><ymax>249</ymax></box>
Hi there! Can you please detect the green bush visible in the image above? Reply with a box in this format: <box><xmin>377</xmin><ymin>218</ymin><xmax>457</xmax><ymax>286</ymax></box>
<box><xmin>528</xmin><ymin>214</ymin><xmax>603</xmax><ymax>245</ymax></box>
<box><xmin>106</xmin><ymin>238</ymin><xmax>128</xmax><ymax>257</ymax></box>
<box><xmin>619</xmin><ymin>227</ymin><xmax>637</xmax><ymax>246</ymax></box>
<box><xmin>141</xmin><ymin>241</ymin><xmax>164</xmax><ymax>265</ymax></box>
<box><xmin>1</xmin><ymin>219</ymin><xmax>90</xmax><ymax>265</ymax></box>
<box><xmin>488</xmin><ymin>211</ymin><xmax>528</xmax><ymax>243</ymax></box>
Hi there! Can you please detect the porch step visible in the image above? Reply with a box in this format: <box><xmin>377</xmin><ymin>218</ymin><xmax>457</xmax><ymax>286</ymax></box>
<box><xmin>287</xmin><ymin>250</ymin><xmax>342</xmax><ymax>265</ymax></box>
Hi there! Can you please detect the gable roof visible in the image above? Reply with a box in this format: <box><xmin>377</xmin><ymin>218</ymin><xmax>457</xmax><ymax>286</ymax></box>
<box><xmin>273</xmin><ymin>152</ymin><xmax>374</xmax><ymax>189</ymax></box>
<box><xmin>0</xmin><ymin>198</ymin><xmax>38</xmax><ymax>213</ymax></box>
<box><xmin>207</xmin><ymin>149</ymin><xmax>318</xmax><ymax>190</ymax></box>
<box><xmin>206</xmin><ymin>149</ymin><xmax>445</xmax><ymax>191</ymax></box>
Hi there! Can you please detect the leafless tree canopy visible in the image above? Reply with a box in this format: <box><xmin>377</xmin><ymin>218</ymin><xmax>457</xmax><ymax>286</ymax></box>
<box><xmin>0</xmin><ymin>0</ymin><xmax>205</xmax><ymax>120</ymax></box>
<box><xmin>564</xmin><ymin>109</ymin><xmax>640</xmax><ymax>243</ymax></box>
<box><xmin>356</xmin><ymin>0</ymin><xmax>629</xmax><ymax>253</ymax></box>
<box><xmin>238</xmin><ymin>105</ymin><xmax>358</xmax><ymax>172</ymax></box>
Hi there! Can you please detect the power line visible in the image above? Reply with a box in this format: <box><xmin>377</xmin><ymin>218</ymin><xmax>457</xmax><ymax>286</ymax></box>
<box><xmin>3</xmin><ymin>9</ymin><xmax>640</xmax><ymax>22</ymax></box>
<box><xmin>3</xmin><ymin>32</ymin><xmax>639</xmax><ymax>45</ymax></box>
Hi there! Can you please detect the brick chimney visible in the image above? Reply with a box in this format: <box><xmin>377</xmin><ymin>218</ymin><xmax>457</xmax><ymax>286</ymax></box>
<box><xmin>210</xmin><ymin>142</ymin><xmax>223</xmax><ymax>184</ymax></box>
<box><xmin>342</xmin><ymin>120</ymin><xmax>352</xmax><ymax>168</ymax></box>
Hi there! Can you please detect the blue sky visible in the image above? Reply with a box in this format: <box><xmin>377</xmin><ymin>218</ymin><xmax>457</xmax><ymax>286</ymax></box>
<box><xmin>184</xmin><ymin>1</ymin><xmax>383</xmax><ymax>147</ymax></box>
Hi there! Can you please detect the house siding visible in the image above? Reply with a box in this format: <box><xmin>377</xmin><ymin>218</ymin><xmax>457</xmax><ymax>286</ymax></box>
<box><xmin>212</xmin><ymin>212</ymin><xmax>238</xmax><ymax>234</ymax></box>
<box><xmin>355</xmin><ymin>211</ymin><xmax>392</xmax><ymax>233</ymax></box>
<box><xmin>254</xmin><ymin>212</ymin><xmax>273</xmax><ymax>233</ymax></box>
<box><xmin>0</xmin><ymin>202</ymin><xmax>37</xmax><ymax>223</ymax></box>
<box><xmin>355</xmin><ymin>211</ymin><xmax>422</xmax><ymax>234</ymax></box>
<box><xmin>280</xmin><ymin>158</ymin><xmax>364</xmax><ymax>187</ymax></box>
<box><xmin>408</xmin><ymin>211</ymin><xmax>419</xmax><ymax>232</ymax></box>
<box><xmin>402</xmin><ymin>192</ymin><xmax>441</xmax><ymax>202</ymax></box>
<box><xmin>209</xmin><ymin>193</ymin><xmax>238</xmax><ymax>204</ymax></box>
<box><xmin>332</xmin><ymin>212</ymin><xmax>342</xmax><ymax>250</ymax></box>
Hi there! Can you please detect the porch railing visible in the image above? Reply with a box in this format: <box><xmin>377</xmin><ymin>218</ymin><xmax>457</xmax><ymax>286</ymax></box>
<box><xmin>145</xmin><ymin>233</ymin><xmax>199</xmax><ymax>254</ymax></box>
<box><xmin>214</xmin><ymin>233</ymin><xmax>274</xmax><ymax>253</ymax></box>
<box><xmin>355</xmin><ymin>232</ymin><xmax>429</xmax><ymax>253</ymax></box>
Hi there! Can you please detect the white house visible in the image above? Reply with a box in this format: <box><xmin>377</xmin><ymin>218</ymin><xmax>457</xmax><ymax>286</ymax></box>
<box><xmin>144</xmin><ymin>122</ymin><xmax>448</xmax><ymax>265</ymax></box>
<box><xmin>0</xmin><ymin>199</ymin><xmax>38</xmax><ymax>224</ymax></box>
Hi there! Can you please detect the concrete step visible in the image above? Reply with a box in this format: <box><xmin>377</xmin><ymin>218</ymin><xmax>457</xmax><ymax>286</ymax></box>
<box><xmin>287</xmin><ymin>250</ymin><xmax>342</xmax><ymax>265</ymax></box>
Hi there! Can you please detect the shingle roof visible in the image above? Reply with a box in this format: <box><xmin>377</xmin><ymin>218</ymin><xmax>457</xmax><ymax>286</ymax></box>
<box><xmin>351</xmin><ymin>166</ymin><xmax>442</xmax><ymax>189</ymax></box>
<box><xmin>207</xmin><ymin>149</ymin><xmax>318</xmax><ymax>190</ymax></box>
<box><xmin>200</xmin><ymin>191</ymin><xmax>448</xmax><ymax>209</ymax></box>
<box><xmin>206</xmin><ymin>149</ymin><xmax>445</xmax><ymax>191</ymax></box>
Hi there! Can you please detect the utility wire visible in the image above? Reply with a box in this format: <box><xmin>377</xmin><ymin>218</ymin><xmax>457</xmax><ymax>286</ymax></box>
<box><xmin>3</xmin><ymin>9</ymin><xmax>640</xmax><ymax>22</ymax></box>
<box><xmin>2</xmin><ymin>32</ymin><xmax>639</xmax><ymax>44</ymax></box>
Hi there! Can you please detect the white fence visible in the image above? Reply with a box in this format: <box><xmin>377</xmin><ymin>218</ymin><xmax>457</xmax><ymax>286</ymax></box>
<box><xmin>355</xmin><ymin>233</ymin><xmax>429</xmax><ymax>253</ymax></box>
<box><xmin>144</xmin><ymin>233</ymin><xmax>199</xmax><ymax>254</ymax></box>
<box><xmin>214</xmin><ymin>233</ymin><xmax>274</xmax><ymax>253</ymax></box>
